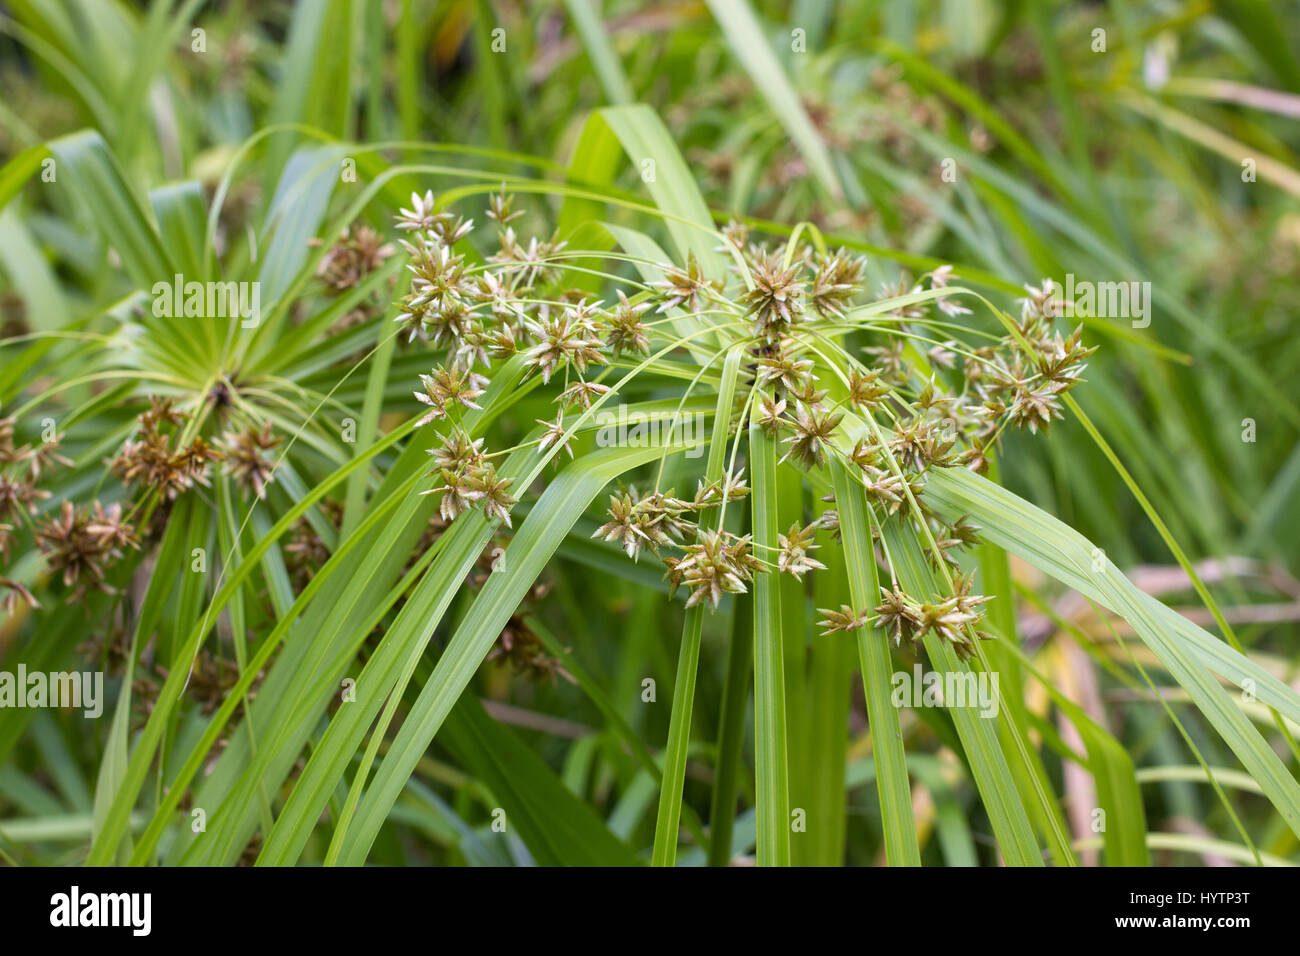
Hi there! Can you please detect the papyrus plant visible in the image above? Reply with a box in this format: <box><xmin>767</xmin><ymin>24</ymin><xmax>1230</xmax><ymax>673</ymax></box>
<box><xmin>383</xmin><ymin>161</ymin><xmax>1103</xmax><ymax>867</ymax></box>
<box><xmin>3</xmin><ymin>99</ymin><xmax>1298</xmax><ymax>867</ymax></box>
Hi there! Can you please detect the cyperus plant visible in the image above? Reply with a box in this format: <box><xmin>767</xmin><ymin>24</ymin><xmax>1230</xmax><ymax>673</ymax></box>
<box><xmin>363</xmin><ymin>151</ymin><xmax>1107</xmax><ymax>866</ymax></box>
<box><xmin>2</xmin><ymin>36</ymin><xmax>1298</xmax><ymax>864</ymax></box>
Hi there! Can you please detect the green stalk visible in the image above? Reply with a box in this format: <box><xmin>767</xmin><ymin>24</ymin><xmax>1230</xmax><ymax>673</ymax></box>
<box><xmin>803</xmin><ymin>521</ymin><xmax>853</xmax><ymax>865</ymax></box>
<box><xmin>651</xmin><ymin>348</ymin><xmax>744</xmax><ymax>865</ymax></box>
<box><xmin>707</xmin><ymin>585</ymin><xmax>753</xmax><ymax>866</ymax></box>
<box><xmin>831</xmin><ymin>459</ymin><xmax>920</xmax><ymax>866</ymax></box>
<box><xmin>750</xmin><ymin>413</ymin><xmax>789</xmax><ymax>866</ymax></box>
<box><xmin>979</xmin><ymin>455</ymin><xmax>1075</xmax><ymax>866</ymax></box>
<box><xmin>650</xmin><ymin>605</ymin><xmax>706</xmax><ymax>866</ymax></box>
<box><xmin>340</xmin><ymin>317</ymin><xmax>397</xmax><ymax>538</ymax></box>
<box><xmin>777</xmin><ymin>461</ymin><xmax>808</xmax><ymax>863</ymax></box>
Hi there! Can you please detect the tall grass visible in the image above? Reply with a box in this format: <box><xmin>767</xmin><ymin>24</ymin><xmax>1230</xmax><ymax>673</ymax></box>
<box><xmin>0</xmin><ymin>0</ymin><xmax>1297</xmax><ymax>867</ymax></box>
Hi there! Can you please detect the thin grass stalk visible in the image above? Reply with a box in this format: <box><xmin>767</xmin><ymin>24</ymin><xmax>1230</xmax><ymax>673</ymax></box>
<box><xmin>651</xmin><ymin>348</ymin><xmax>744</xmax><ymax>865</ymax></box>
<box><xmin>750</xmin><ymin>411</ymin><xmax>790</xmax><ymax>866</ymax></box>
<box><xmin>707</xmin><ymin>583</ymin><xmax>754</xmax><ymax>866</ymax></box>
<box><xmin>831</xmin><ymin>458</ymin><xmax>921</xmax><ymax>866</ymax></box>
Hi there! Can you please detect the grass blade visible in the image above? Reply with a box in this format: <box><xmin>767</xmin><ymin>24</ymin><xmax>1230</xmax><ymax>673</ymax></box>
<box><xmin>749</xmin><ymin>408</ymin><xmax>789</xmax><ymax>865</ymax></box>
<box><xmin>831</xmin><ymin>458</ymin><xmax>920</xmax><ymax>866</ymax></box>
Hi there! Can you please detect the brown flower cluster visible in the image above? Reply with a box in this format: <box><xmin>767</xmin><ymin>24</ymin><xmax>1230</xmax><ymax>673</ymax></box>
<box><xmin>109</xmin><ymin>397</ymin><xmax>222</xmax><ymax>500</ymax></box>
<box><xmin>1</xmin><ymin>415</ymin><xmax>94</xmax><ymax>611</ymax></box>
<box><xmin>34</xmin><ymin>501</ymin><xmax>139</xmax><ymax>600</ymax></box>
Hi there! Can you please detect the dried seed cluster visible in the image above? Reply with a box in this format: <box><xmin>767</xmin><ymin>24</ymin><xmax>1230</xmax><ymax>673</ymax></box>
<box><xmin>0</xmin><ymin>390</ymin><xmax>292</xmax><ymax>614</ymax></box>
<box><xmin>1</xmin><ymin>414</ymin><xmax>125</xmax><ymax>611</ymax></box>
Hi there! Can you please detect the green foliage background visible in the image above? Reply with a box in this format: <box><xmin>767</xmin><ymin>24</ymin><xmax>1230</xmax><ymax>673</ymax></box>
<box><xmin>0</xmin><ymin>0</ymin><xmax>1298</xmax><ymax>867</ymax></box>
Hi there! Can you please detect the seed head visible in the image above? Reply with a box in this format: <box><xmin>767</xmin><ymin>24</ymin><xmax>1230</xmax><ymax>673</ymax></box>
<box><xmin>604</xmin><ymin>291</ymin><xmax>652</xmax><ymax>356</ymax></box>
<box><xmin>777</xmin><ymin>522</ymin><xmax>827</xmax><ymax>580</ymax></box>
<box><xmin>742</xmin><ymin>250</ymin><xmax>805</xmax><ymax>344</ymax></box>
<box><xmin>780</xmin><ymin>402</ymin><xmax>843</xmax><ymax>469</ymax></box>
<box><xmin>223</xmin><ymin>422</ymin><xmax>280</xmax><ymax>498</ymax></box>
<box><xmin>817</xmin><ymin>604</ymin><xmax>871</xmax><ymax>636</ymax></box>
<box><xmin>414</xmin><ymin>365</ymin><xmax>487</xmax><ymax>425</ymax></box>
<box><xmin>653</xmin><ymin>253</ymin><xmax>718</xmax><ymax>315</ymax></box>
<box><xmin>809</xmin><ymin>250</ymin><xmax>863</xmax><ymax>320</ymax></box>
